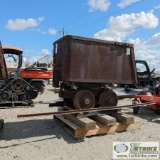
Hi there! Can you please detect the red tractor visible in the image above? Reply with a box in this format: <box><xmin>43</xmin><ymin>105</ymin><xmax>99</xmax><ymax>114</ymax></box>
<box><xmin>3</xmin><ymin>46</ymin><xmax>49</xmax><ymax>94</ymax></box>
<box><xmin>0</xmin><ymin>43</ymin><xmax>39</xmax><ymax>104</ymax></box>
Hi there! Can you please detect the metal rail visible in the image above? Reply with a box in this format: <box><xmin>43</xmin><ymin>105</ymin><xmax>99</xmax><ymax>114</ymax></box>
<box><xmin>17</xmin><ymin>102</ymin><xmax>155</xmax><ymax>118</ymax></box>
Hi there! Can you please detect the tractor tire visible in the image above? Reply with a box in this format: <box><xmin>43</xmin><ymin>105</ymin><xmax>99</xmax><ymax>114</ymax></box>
<box><xmin>132</xmin><ymin>100</ymin><xmax>140</xmax><ymax>114</ymax></box>
<box><xmin>133</xmin><ymin>107</ymin><xmax>140</xmax><ymax>114</ymax></box>
<box><xmin>31</xmin><ymin>82</ymin><xmax>45</xmax><ymax>94</ymax></box>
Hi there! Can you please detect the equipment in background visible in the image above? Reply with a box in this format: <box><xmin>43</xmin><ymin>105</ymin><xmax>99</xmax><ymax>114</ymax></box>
<box><xmin>132</xmin><ymin>81</ymin><xmax>160</xmax><ymax>114</ymax></box>
<box><xmin>4</xmin><ymin>47</ymin><xmax>48</xmax><ymax>95</ymax></box>
<box><xmin>0</xmin><ymin>43</ymin><xmax>38</xmax><ymax>106</ymax></box>
<box><xmin>20</xmin><ymin>54</ymin><xmax>53</xmax><ymax>93</ymax></box>
<box><xmin>111</xmin><ymin>60</ymin><xmax>160</xmax><ymax>99</ymax></box>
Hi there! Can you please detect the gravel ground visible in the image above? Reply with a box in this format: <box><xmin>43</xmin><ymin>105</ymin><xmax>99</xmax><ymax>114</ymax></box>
<box><xmin>0</xmin><ymin>84</ymin><xmax>160</xmax><ymax>160</ymax></box>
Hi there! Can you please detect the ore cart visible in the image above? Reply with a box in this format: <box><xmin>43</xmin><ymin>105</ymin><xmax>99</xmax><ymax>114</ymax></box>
<box><xmin>53</xmin><ymin>35</ymin><xmax>137</xmax><ymax>109</ymax></box>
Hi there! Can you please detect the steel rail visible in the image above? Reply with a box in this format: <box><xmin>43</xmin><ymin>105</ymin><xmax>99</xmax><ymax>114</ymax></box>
<box><xmin>17</xmin><ymin>102</ymin><xmax>156</xmax><ymax>118</ymax></box>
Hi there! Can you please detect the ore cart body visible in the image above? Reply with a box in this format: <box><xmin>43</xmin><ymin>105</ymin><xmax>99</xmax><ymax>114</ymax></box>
<box><xmin>53</xmin><ymin>35</ymin><xmax>138</xmax><ymax>109</ymax></box>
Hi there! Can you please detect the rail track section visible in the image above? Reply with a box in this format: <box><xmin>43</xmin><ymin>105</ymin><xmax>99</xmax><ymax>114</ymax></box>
<box><xmin>17</xmin><ymin>102</ymin><xmax>155</xmax><ymax>118</ymax></box>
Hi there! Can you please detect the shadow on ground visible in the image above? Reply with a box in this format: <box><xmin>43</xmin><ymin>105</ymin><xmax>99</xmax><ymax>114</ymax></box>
<box><xmin>0</xmin><ymin>118</ymin><xmax>83</xmax><ymax>144</ymax></box>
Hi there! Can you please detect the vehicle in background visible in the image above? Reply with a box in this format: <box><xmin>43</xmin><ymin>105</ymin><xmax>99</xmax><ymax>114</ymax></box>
<box><xmin>20</xmin><ymin>67</ymin><xmax>52</xmax><ymax>93</ymax></box>
<box><xmin>4</xmin><ymin>49</ymin><xmax>52</xmax><ymax>94</ymax></box>
<box><xmin>135</xmin><ymin>60</ymin><xmax>160</xmax><ymax>88</ymax></box>
<box><xmin>21</xmin><ymin>54</ymin><xmax>53</xmax><ymax>88</ymax></box>
<box><xmin>0</xmin><ymin>43</ymin><xmax>38</xmax><ymax>105</ymax></box>
<box><xmin>112</xmin><ymin>60</ymin><xmax>160</xmax><ymax>98</ymax></box>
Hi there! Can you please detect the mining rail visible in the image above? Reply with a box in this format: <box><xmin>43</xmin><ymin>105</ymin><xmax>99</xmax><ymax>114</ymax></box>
<box><xmin>17</xmin><ymin>102</ymin><xmax>155</xmax><ymax>118</ymax></box>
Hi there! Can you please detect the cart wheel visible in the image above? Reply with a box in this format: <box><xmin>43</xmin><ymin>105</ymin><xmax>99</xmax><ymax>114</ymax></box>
<box><xmin>73</xmin><ymin>90</ymin><xmax>95</xmax><ymax>109</ymax></box>
<box><xmin>132</xmin><ymin>100</ymin><xmax>140</xmax><ymax>114</ymax></box>
<box><xmin>99</xmin><ymin>89</ymin><xmax>118</xmax><ymax>107</ymax></box>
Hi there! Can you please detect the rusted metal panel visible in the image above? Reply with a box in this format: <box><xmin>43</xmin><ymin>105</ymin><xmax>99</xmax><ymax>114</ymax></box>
<box><xmin>0</xmin><ymin>42</ymin><xmax>8</xmax><ymax>80</ymax></box>
<box><xmin>53</xmin><ymin>35</ymin><xmax>138</xmax><ymax>86</ymax></box>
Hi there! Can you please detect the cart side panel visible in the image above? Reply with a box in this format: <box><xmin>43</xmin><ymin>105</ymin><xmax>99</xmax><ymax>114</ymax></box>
<box><xmin>53</xmin><ymin>38</ymin><xmax>71</xmax><ymax>86</ymax></box>
<box><xmin>53</xmin><ymin>36</ymin><xmax>138</xmax><ymax>85</ymax></box>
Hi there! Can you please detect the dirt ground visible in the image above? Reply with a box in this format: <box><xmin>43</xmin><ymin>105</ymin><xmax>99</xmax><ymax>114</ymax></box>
<box><xmin>0</xmin><ymin>84</ymin><xmax>160</xmax><ymax>160</ymax></box>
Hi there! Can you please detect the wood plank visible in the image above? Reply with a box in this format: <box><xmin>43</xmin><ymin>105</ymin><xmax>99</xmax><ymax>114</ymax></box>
<box><xmin>54</xmin><ymin>114</ymin><xmax>140</xmax><ymax>139</ymax></box>
<box><xmin>55</xmin><ymin>115</ymin><xmax>81</xmax><ymax>131</ymax></box>
<box><xmin>74</xmin><ymin>121</ymin><xmax>141</xmax><ymax>138</ymax></box>
<box><xmin>112</xmin><ymin>113</ymin><xmax>134</xmax><ymax>124</ymax></box>
<box><xmin>65</xmin><ymin>114</ymin><xmax>96</xmax><ymax>130</ymax></box>
<box><xmin>92</xmin><ymin>115</ymin><xmax>116</xmax><ymax>126</ymax></box>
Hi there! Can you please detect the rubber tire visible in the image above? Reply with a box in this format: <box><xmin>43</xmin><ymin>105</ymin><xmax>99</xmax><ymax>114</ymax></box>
<box><xmin>133</xmin><ymin>107</ymin><xmax>140</xmax><ymax>114</ymax></box>
<box><xmin>31</xmin><ymin>82</ymin><xmax>45</xmax><ymax>94</ymax></box>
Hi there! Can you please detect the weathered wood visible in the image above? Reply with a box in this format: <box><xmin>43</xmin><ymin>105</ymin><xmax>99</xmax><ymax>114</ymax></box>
<box><xmin>92</xmin><ymin>115</ymin><xmax>116</xmax><ymax>126</ymax></box>
<box><xmin>65</xmin><ymin>114</ymin><xmax>96</xmax><ymax>130</ymax></box>
<box><xmin>55</xmin><ymin>114</ymin><xmax>140</xmax><ymax>139</ymax></box>
<box><xmin>55</xmin><ymin>115</ymin><xmax>80</xmax><ymax>131</ymax></box>
<box><xmin>112</xmin><ymin>113</ymin><xmax>134</xmax><ymax>124</ymax></box>
<box><xmin>74</xmin><ymin>121</ymin><xmax>141</xmax><ymax>138</ymax></box>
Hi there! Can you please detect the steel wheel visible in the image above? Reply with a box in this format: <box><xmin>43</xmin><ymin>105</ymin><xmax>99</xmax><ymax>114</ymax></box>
<box><xmin>99</xmin><ymin>89</ymin><xmax>118</xmax><ymax>107</ymax></box>
<box><xmin>73</xmin><ymin>90</ymin><xmax>95</xmax><ymax>109</ymax></box>
<box><xmin>20</xmin><ymin>95</ymin><xmax>26</xmax><ymax>101</ymax></box>
<box><xmin>11</xmin><ymin>79</ymin><xmax>26</xmax><ymax>92</ymax></box>
<box><xmin>12</xmin><ymin>95</ymin><xmax>18</xmax><ymax>101</ymax></box>
<box><xmin>0</xmin><ymin>91</ymin><xmax>10</xmax><ymax>102</ymax></box>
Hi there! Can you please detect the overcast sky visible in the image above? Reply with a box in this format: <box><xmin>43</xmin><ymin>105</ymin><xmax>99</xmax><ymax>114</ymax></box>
<box><xmin>1</xmin><ymin>0</ymin><xmax>160</xmax><ymax>71</ymax></box>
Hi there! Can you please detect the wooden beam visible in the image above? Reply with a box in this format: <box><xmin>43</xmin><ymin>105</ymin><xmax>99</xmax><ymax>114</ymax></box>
<box><xmin>55</xmin><ymin>114</ymin><xmax>140</xmax><ymax>139</ymax></box>
<box><xmin>65</xmin><ymin>114</ymin><xmax>96</xmax><ymax>130</ymax></box>
<box><xmin>55</xmin><ymin>115</ymin><xmax>80</xmax><ymax>130</ymax></box>
<box><xmin>74</xmin><ymin>121</ymin><xmax>141</xmax><ymax>138</ymax></box>
<box><xmin>112</xmin><ymin>113</ymin><xmax>134</xmax><ymax>124</ymax></box>
<box><xmin>92</xmin><ymin>115</ymin><xmax>116</xmax><ymax>126</ymax></box>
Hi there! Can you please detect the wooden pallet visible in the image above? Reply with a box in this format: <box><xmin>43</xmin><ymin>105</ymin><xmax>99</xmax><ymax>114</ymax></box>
<box><xmin>54</xmin><ymin>113</ymin><xmax>140</xmax><ymax>139</ymax></box>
